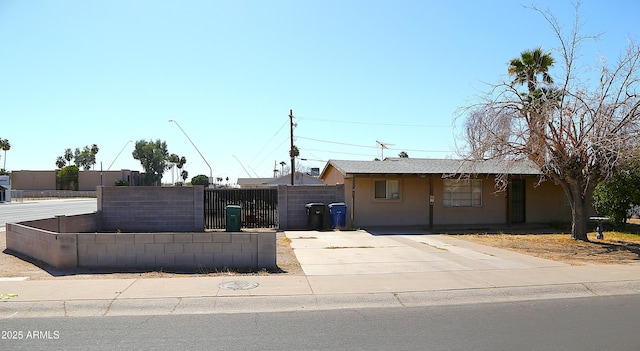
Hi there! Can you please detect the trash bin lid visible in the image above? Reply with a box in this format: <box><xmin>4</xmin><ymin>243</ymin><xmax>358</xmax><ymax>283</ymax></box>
<box><xmin>226</xmin><ymin>205</ymin><xmax>241</xmax><ymax>209</ymax></box>
<box><xmin>328</xmin><ymin>202</ymin><xmax>346</xmax><ymax>208</ymax></box>
<box><xmin>305</xmin><ymin>202</ymin><xmax>325</xmax><ymax>207</ymax></box>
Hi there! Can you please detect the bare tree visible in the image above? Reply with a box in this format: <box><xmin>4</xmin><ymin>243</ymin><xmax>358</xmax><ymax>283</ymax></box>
<box><xmin>457</xmin><ymin>3</ymin><xmax>640</xmax><ymax>241</ymax></box>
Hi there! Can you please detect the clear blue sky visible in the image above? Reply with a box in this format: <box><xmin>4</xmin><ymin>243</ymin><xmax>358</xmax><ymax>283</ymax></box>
<box><xmin>1</xmin><ymin>1</ymin><xmax>638</xmax><ymax>185</ymax></box>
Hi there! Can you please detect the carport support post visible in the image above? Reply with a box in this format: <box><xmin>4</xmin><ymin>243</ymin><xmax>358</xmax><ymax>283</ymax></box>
<box><xmin>429</xmin><ymin>174</ymin><xmax>434</xmax><ymax>231</ymax></box>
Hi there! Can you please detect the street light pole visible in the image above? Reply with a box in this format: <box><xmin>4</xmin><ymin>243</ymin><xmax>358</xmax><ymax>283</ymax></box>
<box><xmin>168</xmin><ymin>119</ymin><xmax>213</xmax><ymax>184</ymax></box>
<box><xmin>102</xmin><ymin>140</ymin><xmax>133</xmax><ymax>186</ymax></box>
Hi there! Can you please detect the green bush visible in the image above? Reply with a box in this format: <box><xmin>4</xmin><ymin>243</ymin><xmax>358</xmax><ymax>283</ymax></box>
<box><xmin>56</xmin><ymin>166</ymin><xmax>79</xmax><ymax>190</ymax></box>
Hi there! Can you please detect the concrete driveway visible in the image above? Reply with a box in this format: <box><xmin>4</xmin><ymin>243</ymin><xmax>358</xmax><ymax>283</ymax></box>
<box><xmin>285</xmin><ymin>228</ymin><xmax>567</xmax><ymax>276</ymax></box>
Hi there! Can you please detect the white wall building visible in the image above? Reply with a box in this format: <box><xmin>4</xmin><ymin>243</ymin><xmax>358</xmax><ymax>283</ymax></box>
<box><xmin>0</xmin><ymin>175</ymin><xmax>11</xmax><ymax>202</ymax></box>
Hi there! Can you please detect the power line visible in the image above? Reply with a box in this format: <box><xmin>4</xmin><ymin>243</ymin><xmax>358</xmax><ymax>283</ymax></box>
<box><xmin>297</xmin><ymin>136</ymin><xmax>378</xmax><ymax>149</ymax></box>
<box><xmin>297</xmin><ymin>135</ymin><xmax>452</xmax><ymax>153</ymax></box>
<box><xmin>296</xmin><ymin>115</ymin><xmax>450</xmax><ymax>128</ymax></box>
<box><xmin>248</xmin><ymin>118</ymin><xmax>290</xmax><ymax>165</ymax></box>
<box><xmin>300</xmin><ymin>147</ymin><xmax>375</xmax><ymax>157</ymax></box>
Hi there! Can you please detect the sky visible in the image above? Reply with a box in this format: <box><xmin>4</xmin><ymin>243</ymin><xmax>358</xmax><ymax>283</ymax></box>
<box><xmin>1</xmin><ymin>1</ymin><xmax>638</xmax><ymax>185</ymax></box>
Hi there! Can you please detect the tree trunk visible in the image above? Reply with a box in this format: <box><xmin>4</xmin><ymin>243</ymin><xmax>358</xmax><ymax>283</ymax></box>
<box><xmin>571</xmin><ymin>200</ymin><xmax>589</xmax><ymax>241</ymax></box>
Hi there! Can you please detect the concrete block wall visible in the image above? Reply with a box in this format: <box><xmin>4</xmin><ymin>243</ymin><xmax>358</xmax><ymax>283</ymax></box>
<box><xmin>76</xmin><ymin>231</ymin><xmax>276</xmax><ymax>270</ymax></box>
<box><xmin>98</xmin><ymin>186</ymin><xmax>204</xmax><ymax>232</ymax></box>
<box><xmin>6</xmin><ymin>223</ymin><xmax>78</xmax><ymax>269</ymax></box>
<box><xmin>277</xmin><ymin>184</ymin><xmax>345</xmax><ymax>229</ymax></box>
<box><xmin>17</xmin><ymin>214</ymin><xmax>99</xmax><ymax>233</ymax></box>
<box><xmin>5</xmin><ymin>186</ymin><xmax>277</xmax><ymax>270</ymax></box>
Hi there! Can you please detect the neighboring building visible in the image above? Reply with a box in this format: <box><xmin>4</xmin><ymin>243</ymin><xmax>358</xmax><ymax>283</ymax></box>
<box><xmin>320</xmin><ymin>158</ymin><xmax>573</xmax><ymax>228</ymax></box>
<box><xmin>238</xmin><ymin>172</ymin><xmax>324</xmax><ymax>188</ymax></box>
<box><xmin>10</xmin><ymin>170</ymin><xmax>140</xmax><ymax>191</ymax></box>
<box><xmin>0</xmin><ymin>175</ymin><xmax>10</xmax><ymax>202</ymax></box>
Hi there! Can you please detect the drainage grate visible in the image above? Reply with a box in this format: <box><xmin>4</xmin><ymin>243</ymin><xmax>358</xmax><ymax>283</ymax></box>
<box><xmin>218</xmin><ymin>281</ymin><xmax>260</xmax><ymax>290</ymax></box>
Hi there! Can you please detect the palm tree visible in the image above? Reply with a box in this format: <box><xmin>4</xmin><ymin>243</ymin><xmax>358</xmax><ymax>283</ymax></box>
<box><xmin>64</xmin><ymin>148</ymin><xmax>73</xmax><ymax>166</ymax></box>
<box><xmin>508</xmin><ymin>48</ymin><xmax>557</xmax><ymax>162</ymax></box>
<box><xmin>56</xmin><ymin>156</ymin><xmax>66</xmax><ymax>169</ymax></box>
<box><xmin>508</xmin><ymin>48</ymin><xmax>554</xmax><ymax>94</ymax></box>
<box><xmin>0</xmin><ymin>138</ymin><xmax>10</xmax><ymax>170</ymax></box>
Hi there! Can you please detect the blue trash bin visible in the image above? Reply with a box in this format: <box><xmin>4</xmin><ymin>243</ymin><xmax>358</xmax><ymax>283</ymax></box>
<box><xmin>328</xmin><ymin>202</ymin><xmax>347</xmax><ymax>229</ymax></box>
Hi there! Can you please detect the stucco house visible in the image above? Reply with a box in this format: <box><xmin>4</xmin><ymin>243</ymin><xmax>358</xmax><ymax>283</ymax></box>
<box><xmin>320</xmin><ymin>158</ymin><xmax>572</xmax><ymax>229</ymax></box>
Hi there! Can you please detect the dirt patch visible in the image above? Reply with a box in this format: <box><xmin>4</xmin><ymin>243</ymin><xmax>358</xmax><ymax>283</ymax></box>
<box><xmin>0</xmin><ymin>231</ymin><xmax>303</xmax><ymax>280</ymax></box>
<box><xmin>453</xmin><ymin>229</ymin><xmax>640</xmax><ymax>266</ymax></box>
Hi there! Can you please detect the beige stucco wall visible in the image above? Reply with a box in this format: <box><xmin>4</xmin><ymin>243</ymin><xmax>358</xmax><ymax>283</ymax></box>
<box><xmin>11</xmin><ymin>170</ymin><xmax>135</xmax><ymax>190</ymax></box>
<box><xmin>350</xmin><ymin>176</ymin><xmax>430</xmax><ymax>227</ymax></box>
<box><xmin>526</xmin><ymin>178</ymin><xmax>572</xmax><ymax>223</ymax></box>
<box><xmin>431</xmin><ymin>176</ymin><xmax>508</xmax><ymax>225</ymax></box>
<box><xmin>324</xmin><ymin>168</ymin><xmax>572</xmax><ymax>228</ymax></box>
<box><xmin>322</xmin><ymin>166</ymin><xmax>346</xmax><ymax>186</ymax></box>
<box><xmin>11</xmin><ymin>170</ymin><xmax>57</xmax><ymax>190</ymax></box>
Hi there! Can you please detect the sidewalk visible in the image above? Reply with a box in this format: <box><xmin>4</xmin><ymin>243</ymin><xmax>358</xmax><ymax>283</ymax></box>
<box><xmin>1</xmin><ymin>229</ymin><xmax>640</xmax><ymax>317</ymax></box>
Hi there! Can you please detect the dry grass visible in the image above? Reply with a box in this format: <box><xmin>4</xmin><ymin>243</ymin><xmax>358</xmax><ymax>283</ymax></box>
<box><xmin>455</xmin><ymin>225</ymin><xmax>640</xmax><ymax>266</ymax></box>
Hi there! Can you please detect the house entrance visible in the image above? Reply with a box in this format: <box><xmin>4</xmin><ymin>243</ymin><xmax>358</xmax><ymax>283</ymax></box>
<box><xmin>509</xmin><ymin>179</ymin><xmax>526</xmax><ymax>223</ymax></box>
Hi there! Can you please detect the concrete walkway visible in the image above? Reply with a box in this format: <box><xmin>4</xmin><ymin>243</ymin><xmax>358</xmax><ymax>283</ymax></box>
<box><xmin>1</xmin><ymin>228</ymin><xmax>640</xmax><ymax>317</ymax></box>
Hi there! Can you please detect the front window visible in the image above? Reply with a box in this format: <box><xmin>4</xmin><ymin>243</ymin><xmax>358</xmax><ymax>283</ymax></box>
<box><xmin>374</xmin><ymin>180</ymin><xmax>400</xmax><ymax>200</ymax></box>
<box><xmin>443</xmin><ymin>179</ymin><xmax>482</xmax><ymax>207</ymax></box>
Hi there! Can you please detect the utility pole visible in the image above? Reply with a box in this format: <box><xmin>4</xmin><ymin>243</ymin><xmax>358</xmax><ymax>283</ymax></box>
<box><xmin>289</xmin><ymin>109</ymin><xmax>295</xmax><ymax>185</ymax></box>
<box><xmin>376</xmin><ymin>140</ymin><xmax>394</xmax><ymax>160</ymax></box>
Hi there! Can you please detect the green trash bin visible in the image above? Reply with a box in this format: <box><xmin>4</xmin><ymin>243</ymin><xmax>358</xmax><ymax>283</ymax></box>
<box><xmin>226</xmin><ymin>205</ymin><xmax>241</xmax><ymax>232</ymax></box>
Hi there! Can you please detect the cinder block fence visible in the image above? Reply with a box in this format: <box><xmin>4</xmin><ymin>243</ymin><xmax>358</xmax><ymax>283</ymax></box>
<box><xmin>6</xmin><ymin>186</ymin><xmax>276</xmax><ymax>270</ymax></box>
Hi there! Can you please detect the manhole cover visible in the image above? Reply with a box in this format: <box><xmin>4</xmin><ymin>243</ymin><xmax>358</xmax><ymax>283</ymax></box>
<box><xmin>218</xmin><ymin>281</ymin><xmax>260</xmax><ymax>290</ymax></box>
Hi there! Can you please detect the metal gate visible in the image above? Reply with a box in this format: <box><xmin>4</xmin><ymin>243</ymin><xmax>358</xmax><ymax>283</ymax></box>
<box><xmin>204</xmin><ymin>188</ymin><xmax>278</xmax><ymax>229</ymax></box>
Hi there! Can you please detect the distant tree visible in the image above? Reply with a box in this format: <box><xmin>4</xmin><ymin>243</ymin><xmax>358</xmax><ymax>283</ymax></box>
<box><xmin>176</xmin><ymin>156</ymin><xmax>187</xmax><ymax>179</ymax></box>
<box><xmin>181</xmin><ymin>170</ymin><xmax>189</xmax><ymax>183</ymax></box>
<box><xmin>191</xmin><ymin>174</ymin><xmax>210</xmax><ymax>187</ymax></box>
<box><xmin>167</xmin><ymin>154</ymin><xmax>187</xmax><ymax>185</ymax></box>
<box><xmin>132</xmin><ymin>139</ymin><xmax>170</xmax><ymax>186</ymax></box>
<box><xmin>290</xmin><ymin>145</ymin><xmax>299</xmax><ymax>158</ymax></box>
<box><xmin>55</xmin><ymin>156</ymin><xmax>66</xmax><ymax>169</ymax></box>
<box><xmin>56</xmin><ymin>165</ymin><xmax>79</xmax><ymax>190</ymax></box>
<box><xmin>398</xmin><ymin>151</ymin><xmax>409</xmax><ymax>158</ymax></box>
<box><xmin>74</xmin><ymin>145</ymin><xmax>99</xmax><ymax>170</ymax></box>
<box><xmin>0</xmin><ymin>138</ymin><xmax>10</xmax><ymax>170</ymax></box>
<box><xmin>64</xmin><ymin>148</ymin><xmax>73</xmax><ymax>165</ymax></box>
<box><xmin>593</xmin><ymin>160</ymin><xmax>640</xmax><ymax>228</ymax></box>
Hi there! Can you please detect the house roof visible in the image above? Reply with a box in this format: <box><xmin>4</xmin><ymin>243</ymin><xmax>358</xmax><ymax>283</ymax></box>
<box><xmin>237</xmin><ymin>177</ymin><xmax>272</xmax><ymax>186</ymax></box>
<box><xmin>321</xmin><ymin>158</ymin><xmax>542</xmax><ymax>177</ymax></box>
<box><xmin>238</xmin><ymin>172</ymin><xmax>324</xmax><ymax>187</ymax></box>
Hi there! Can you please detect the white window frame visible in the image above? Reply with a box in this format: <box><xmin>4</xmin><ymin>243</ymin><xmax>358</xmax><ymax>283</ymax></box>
<box><xmin>374</xmin><ymin>179</ymin><xmax>400</xmax><ymax>200</ymax></box>
<box><xmin>443</xmin><ymin>179</ymin><xmax>482</xmax><ymax>207</ymax></box>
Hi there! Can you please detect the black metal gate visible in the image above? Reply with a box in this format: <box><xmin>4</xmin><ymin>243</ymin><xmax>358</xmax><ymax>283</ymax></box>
<box><xmin>204</xmin><ymin>188</ymin><xmax>278</xmax><ymax>229</ymax></box>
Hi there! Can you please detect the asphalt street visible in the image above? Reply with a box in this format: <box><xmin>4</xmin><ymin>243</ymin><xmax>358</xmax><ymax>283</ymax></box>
<box><xmin>1</xmin><ymin>295</ymin><xmax>639</xmax><ymax>351</ymax></box>
<box><xmin>0</xmin><ymin>198</ymin><xmax>97</xmax><ymax>229</ymax></box>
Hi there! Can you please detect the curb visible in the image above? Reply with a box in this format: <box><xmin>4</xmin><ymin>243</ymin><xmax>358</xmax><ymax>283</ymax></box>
<box><xmin>2</xmin><ymin>280</ymin><xmax>639</xmax><ymax>318</ymax></box>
